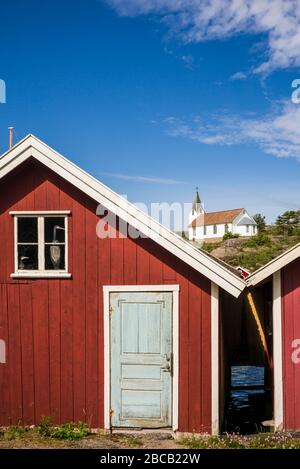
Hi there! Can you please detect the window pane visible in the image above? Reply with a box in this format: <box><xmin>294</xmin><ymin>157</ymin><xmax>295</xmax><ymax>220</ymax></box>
<box><xmin>45</xmin><ymin>217</ymin><xmax>65</xmax><ymax>243</ymax></box>
<box><xmin>18</xmin><ymin>217</ymin><xmax>38</xmax><ymax>243</ymax></box>
<box><xmin>45</xmin><ymin>244</ymin><xmax>65</xmax><ymax>270</ymax></box>
<box><xmin>18</xmin><ymin>245</ymin><xmax>38</xmax><ymax>270</ymax></box>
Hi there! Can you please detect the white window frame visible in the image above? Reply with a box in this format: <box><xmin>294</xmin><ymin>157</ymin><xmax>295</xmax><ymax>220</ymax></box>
<box><xmin>10</xmin><ymin>210</ymin><xmax>71</xmax><ymax>278</ymax></box>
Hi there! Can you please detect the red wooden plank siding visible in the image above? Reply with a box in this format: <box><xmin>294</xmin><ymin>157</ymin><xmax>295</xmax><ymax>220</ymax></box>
<box><xmin>0</xmin><ymin>160</ymin><xmax>213</xmax><ymax>432</ymax></box>
<box><xmin>32</xmin><ymin>282</ymin><xmax>50</xmax><ymax>420</ymax></box>
<box><xmin>19</xmin><ymin>285</ymin><xmax>35</xmax><ymax>424</ymax></box>
<box><xmin>46</xmin><ymin>176</ymin><xmax>61</xmax><ymax>423</ymax></box>
<box><xmin>7</xmin><ymin>284</ymin><xmax>23</xmax><ymax>424</ymax></box>
<box><xmin>72</xmin><ymin>196</ymin><xmax>86</xmax><ymax>422</ymax></box>
<box><xmin>0</xmin><ymin>285</ymin><xmax>10</xmax><ymax>425</ymax></box>
<box><xmin>85</xmin><ymin>202</ymin><xmax>99</xmax><ymax>427</ymax></box>
<box><xmin>59</xmin><ymin>185</ymin><xmax>74</xmax><ymax>423</ymax></box>
<box><xmin>282</xmin><ymin>258</ymin><xmax>300</xmax><ymax>430</ymax></box>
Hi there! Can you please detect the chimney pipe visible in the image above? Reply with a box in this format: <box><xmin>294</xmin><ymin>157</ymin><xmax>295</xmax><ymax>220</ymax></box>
<box><xmin>8</xmin><ymin>127</ymin><xmax>13</xmax><ymax>149</ymax></box>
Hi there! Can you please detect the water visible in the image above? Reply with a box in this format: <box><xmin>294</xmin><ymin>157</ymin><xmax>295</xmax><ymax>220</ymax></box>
<box><xmin>224</xmin><ymin>365</ymin><xmax>269</xmax><ymax>434</ymax></box>
<box><xmin>230</xmin><ymin>365</ymin><xmax>264</xmax><ymax>410</ymax></box>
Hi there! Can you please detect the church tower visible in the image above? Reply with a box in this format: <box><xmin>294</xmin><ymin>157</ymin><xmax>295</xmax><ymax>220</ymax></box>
<box><xmin>189</xmin><ymin>188</ymin><xmax>204</xmax><ymax>225</ymax></box>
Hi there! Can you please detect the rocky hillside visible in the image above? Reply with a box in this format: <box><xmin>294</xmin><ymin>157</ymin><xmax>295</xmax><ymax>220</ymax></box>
<box><xmin>201</xmin><ymin>233</ymin><xmax>300</xmax><ymax>272</ymax></box>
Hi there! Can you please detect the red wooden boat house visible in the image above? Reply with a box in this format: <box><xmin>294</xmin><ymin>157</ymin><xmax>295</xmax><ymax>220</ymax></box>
<box><xmin>0</xmin><ymin>134</ymin><xmax>299</xmax><ymax>434</ymax></box>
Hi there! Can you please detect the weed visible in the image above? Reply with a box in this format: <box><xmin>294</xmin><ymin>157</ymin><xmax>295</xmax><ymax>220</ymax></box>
<box><xmin>36</xmin><ymin>417</ymin><xmax>90</xmax><ymax>440</ymax></box>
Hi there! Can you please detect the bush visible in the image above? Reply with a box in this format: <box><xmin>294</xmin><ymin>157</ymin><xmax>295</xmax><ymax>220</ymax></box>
<box><xmin>36</xmin><ymin>417</ymin><xmax>90</xmax><ymax>440</ymax></box>
<box><xmin>223</xmin><ymin>232</ymin><xmax>239</xmax><ymax>241</ymax></box>
<box><xmin>243</xmin><ymin>233</ymin><xmax>271</xmax><ymax>247</ymax></box>
<box><xmin>202</xmin><ymin>242</ymin><xmax>221</xmax><ymax>252</ymax></box>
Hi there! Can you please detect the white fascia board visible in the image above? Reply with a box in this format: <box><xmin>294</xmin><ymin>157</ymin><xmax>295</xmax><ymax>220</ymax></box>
<box><xmin>247</xmin><ymin>242</ymin><xmax>300</xmax><ymax>286</ymax></box>
<box><xmin>0</xmin><ymin>135</ymin><xmax>246</xmax><ymax>297</ymax></box>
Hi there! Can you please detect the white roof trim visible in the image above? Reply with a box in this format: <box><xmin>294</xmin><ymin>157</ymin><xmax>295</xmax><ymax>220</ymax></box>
<box><xmin>0</xmin><ymin>134</ymin><xmax>246</xmax><ymax>297</ymax></box>
<box><xmin>247</xmin><ymin>242</ymin><xmax>300</xmax><ymax>286</ymax></box>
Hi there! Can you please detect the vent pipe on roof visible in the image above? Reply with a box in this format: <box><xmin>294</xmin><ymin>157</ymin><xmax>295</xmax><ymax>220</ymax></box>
<box><xmin>8</xmin><ymin>127</ymin><xmax>13</xmax><ymax>149</ymax></box>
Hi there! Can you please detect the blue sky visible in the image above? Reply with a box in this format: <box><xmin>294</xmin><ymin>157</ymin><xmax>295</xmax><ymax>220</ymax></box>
<box><xmin>0</xmin><ymin>0</ymin><xmax>300</xmax><ymax>225</ymax></box>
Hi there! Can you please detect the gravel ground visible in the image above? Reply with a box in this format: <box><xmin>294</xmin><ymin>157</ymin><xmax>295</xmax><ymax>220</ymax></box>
<box><xmin>0</xmin><ymin>431</ymin><xmax>185</xmax><ymax>449</ymax></box>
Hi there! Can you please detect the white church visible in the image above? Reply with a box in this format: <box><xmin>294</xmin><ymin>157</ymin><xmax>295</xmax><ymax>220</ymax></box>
<box><xmin>188</xmin><ymin>190</ymin><xmax>257</xmax><ymax>242</ymax></box>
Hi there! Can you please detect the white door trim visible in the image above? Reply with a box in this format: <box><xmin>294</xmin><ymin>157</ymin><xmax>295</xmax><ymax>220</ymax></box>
<box><xmin>273</xmin><ymin>271</ymin><xmax>284</xmax><ymax>431</ymax></box>
<box><xmin>103</xmin><ymin>284</ymin><xmax>180</xmax><ymax>431</ymax></box>
<box><xmin>211</xmin><ymin>282</ymin><xmax>219</xmax><ymax>435</ymax></box>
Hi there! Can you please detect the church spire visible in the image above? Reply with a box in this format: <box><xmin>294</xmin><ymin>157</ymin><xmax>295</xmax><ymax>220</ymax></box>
<box><xmin>192</xmin><ymin>187</ymin><xmax>201</xmax><ymax>213</ymax></box>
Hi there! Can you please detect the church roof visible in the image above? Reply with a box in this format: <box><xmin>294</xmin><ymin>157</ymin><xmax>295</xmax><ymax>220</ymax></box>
<box><xmin>190</xmin><ymin>208</ymin><xmax>245</xmax><ymax>227</ymax></box>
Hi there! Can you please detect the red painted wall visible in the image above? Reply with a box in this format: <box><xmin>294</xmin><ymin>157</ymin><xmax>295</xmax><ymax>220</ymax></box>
<box><xmin>0</xmin><ymin>159</ymin><xmax>212</xmax><ymax>432</ymax></box>
<box><xmin>282</xmin><ymin>258</ymin><xmax>300</xmax><ymax>430</ymax></box>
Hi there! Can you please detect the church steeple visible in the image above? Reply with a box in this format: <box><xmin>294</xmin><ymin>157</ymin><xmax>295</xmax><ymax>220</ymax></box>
<box><xmin>189</xmin><ymin>187</ymin><xmax>204</xmax><ymax>225</ymax></box>
<box><xmin>192</xmin><ymin>187</ymin><xmax>201</xmax><ymax>213</ymax></box>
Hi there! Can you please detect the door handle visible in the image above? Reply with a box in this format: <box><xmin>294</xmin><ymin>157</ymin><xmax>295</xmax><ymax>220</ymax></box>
<box><xmin>161</xmin><ymin>352</ymin><xmax>173</xmax><ymax>376</ymax></box>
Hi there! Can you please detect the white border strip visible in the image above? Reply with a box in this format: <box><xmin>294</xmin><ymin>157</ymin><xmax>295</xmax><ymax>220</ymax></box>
<box><xmin>211</xmin><ymin>282</ymin><xmax>219</xmax><ymax>435</ymax></box>
<box><xmin>9</xmin><ymin>210</ymin><xmax>71</xmax><ymax>215</ymax></box>
<box><xmin>273</xmin><ymin>271</ymin><xmax>283</xmax><ymax>431</ymax></box>
<box><xmin>103</xmin><ymin>284</ymin><xmax>180</xmax><ymax>431</ymax></box>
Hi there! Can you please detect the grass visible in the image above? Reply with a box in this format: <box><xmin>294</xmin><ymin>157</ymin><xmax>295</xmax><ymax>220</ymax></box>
<box><xmin>177</xmin><ymin>433</ymin><xmax>300</xmax><ymax>449</ymax></box>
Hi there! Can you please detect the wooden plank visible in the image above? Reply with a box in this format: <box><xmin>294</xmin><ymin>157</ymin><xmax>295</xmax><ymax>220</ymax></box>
<box><xmin>110</xmin><ymin>230</ymin><xmax>124</xmax><ymax>284</ymax></box>
<box><xmin>201</xmin><ymin>277</ymin><xmax>212</xmax><ymax>433</ymax></box>
<box><xmin>32</xmin><ymin>282</ymin><xmax>50</xmax><ymax>421</ymax></box>
<box><xmin>149</xmin><ymin>245</ymin><xmax>163</xmax><ymax>284</ymax></box>
<box><xmin>0</xmin><ymin>285</ymin><xmax>10</xmax><ymax>425</ymax></box>
<box><xmin>19</xmin><ymin>284</ymin><xmax>35</xmax><ymax>424</ymax></box>
<box><xmin>136</xmin><ymin>239</ymin><xmax>150</xmax><ymax>284</ymax></box>
<box><xmin>98</xmin><ymin>233</ymin><xmax>111</xmax><ymax>428</ymax></box>
<box><xmin>7</xmin><ymin>284</ymin><xmax>23</xmax><ymax>424</ymax></box>
<box><xmin>292</xmin><ymin>261</ymin><xmax>300</xmax><ymax>429</ymax></box>
<box><xmin>124</xmin><ymin>237</ymin><xmax>137</xmax><ymax>284</ymax></box>
<box><xmin>188</xmin><ymin>271</ymin><xmax>202</xmax><ymax>432</ymax></box>
<box><xmin>59</xmin><ymin>184</ymin><xmax>74</xmax><ymax>422</ymax></box>
<box><xmin>177</xmin><ymin>271</ymin><xmax>189</xmax><ymax>432</ymax></box>
<box><xmin>48</xmin><ymin>280</ymin><xmax>61</xmax><ymax>423</ymax></box>
<box><xmin>282</xmin><ymin>264</ymin><xmax>295</xmax><ymax>429</ymax></box>
<box><xmin>72</xmin><ymin>197</ymin><xmax>86</xmax><ymax>422</ymax></box>
<box><xmin>46</xmin><ymin>175</ymin><xmax>62</xmax><ymax>422</ymax></box>
<box><xmin>85</xmin><ymin>204</ymin><xmax>99</xmax><ymax>427</ymax></box>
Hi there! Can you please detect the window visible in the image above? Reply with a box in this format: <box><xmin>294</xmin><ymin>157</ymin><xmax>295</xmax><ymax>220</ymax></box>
<box><xmin>10</xmin><ymin>211</ymin><xmax>71</xmax><ymax>278</ymax></box>
<box><xmin>213</xmin><ymin>224</ymin><xmax>217</xmax><ymax>234</ymax></box>
<box><xmin>246</xmin><ymin>225</ymin><xmax>249</xmax><ymax>233</ymax></box>
<box><xmin>204</xmin><ymin>225</ymin><xmax>207</xmax><ymax>236</ymax></box>
<box><xmin>225</xmin><ymin>223</ymin><xmax>229</xmax><ymax>233</ymax></box>
<box><xmin>192</xmin><ymin>226</ymin><xmax>196</xmax><ymax>237</ymax></box>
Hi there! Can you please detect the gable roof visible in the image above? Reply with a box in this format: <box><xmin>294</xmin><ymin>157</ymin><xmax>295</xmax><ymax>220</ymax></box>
<box><xmin>191</xmin><ymin>208</ymin><xmax>244</xmax><ymax>227</ymax></box>
<box><xmin>0</xmin><ymin>134</ymin><xmax>246</xmax><ymax>297</ymax></box>
<box><xmin>246</xmin><ymin>242</ymin><xmax>300</xmax><ymax>286</ymax></box>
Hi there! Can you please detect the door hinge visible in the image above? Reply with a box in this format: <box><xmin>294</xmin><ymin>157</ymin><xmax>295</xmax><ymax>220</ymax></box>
<box><xmin>109</xmin><ymin>305</ymin><xmax>113</xmax><ymax>317</ymax></box>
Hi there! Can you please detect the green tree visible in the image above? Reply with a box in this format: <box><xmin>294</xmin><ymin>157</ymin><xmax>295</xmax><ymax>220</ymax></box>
<box><xmin>253</xmin><ymin>213</ymin><xmax>266</xmax><ymax>233</ymax></box>
<box><xmin>275</xmin><ymin>210</ymin><xmax>300</xmax><ymax>235</ymax></box>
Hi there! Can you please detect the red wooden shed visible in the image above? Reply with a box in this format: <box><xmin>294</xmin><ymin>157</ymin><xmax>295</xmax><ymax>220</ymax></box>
<box><xmin>247</xmin><ymin>244</ymin><xmax>300</xmax><ymax>431</ymax></box>
<box><xmin>0</xmin><ymin>135</ymin><xmax>245</xmax><ymax>434</ymax></box>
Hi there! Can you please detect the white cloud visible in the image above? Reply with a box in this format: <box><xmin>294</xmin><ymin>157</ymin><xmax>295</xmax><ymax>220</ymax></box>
<box><xmin>99</xmin><ymin>171</ymin><xmax>187</xmax><ymax>184</ymax></box>
<box><xmin>105</xmin><ymin>0</ymin><xmax>300</xmax><ymax>73</ymax></box>
<box><xmin>230</xmin><ymin>71</ymin><xmax>247</xmax><ymax>80</ymax></box>
<box><xmin>163</xmin><ymin>102</ymin><xmax>300</xmax><ymax>160</ymax></box>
